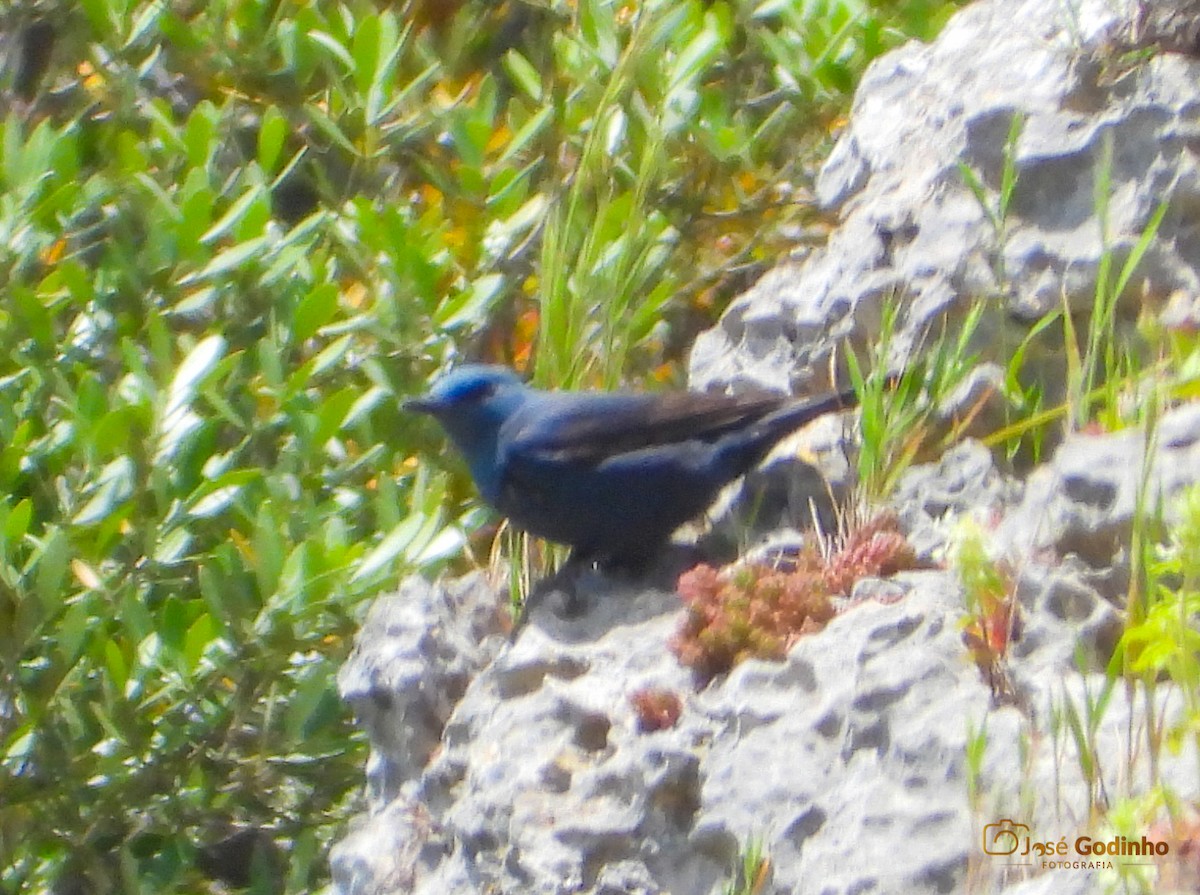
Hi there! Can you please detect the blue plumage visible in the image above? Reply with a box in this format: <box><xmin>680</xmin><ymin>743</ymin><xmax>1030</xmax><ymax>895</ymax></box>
<box><xmin>407</xmin><ymin>365</ymin><xmax>860</xmax><ymax>571</ymax></box>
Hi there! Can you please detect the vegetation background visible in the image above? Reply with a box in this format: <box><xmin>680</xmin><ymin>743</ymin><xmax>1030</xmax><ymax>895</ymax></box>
<box><xmin>0</xmin><ymin>0</ymin><xmax>967</xmax><ymax>891</ymax></box>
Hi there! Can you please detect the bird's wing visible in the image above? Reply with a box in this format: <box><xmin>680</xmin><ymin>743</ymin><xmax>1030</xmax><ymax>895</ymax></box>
<box><xmin>501</xmin><ymin>390</ymin><xmax>788</xmax><ymax>465</ymax></box>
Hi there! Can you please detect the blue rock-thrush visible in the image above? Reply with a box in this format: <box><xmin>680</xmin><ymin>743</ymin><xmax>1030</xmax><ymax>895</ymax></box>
<box><xmin>407</xmin><ymin>365</ymin><xmax>861</xmax><ymax>579</ymax></box>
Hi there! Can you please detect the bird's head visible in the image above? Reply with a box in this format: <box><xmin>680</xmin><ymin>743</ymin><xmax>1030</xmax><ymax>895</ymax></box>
<box><xmin>406</xmin><ymin>364</ymin><xmax>527</xmax><ymax>416</ymax></box>
<box><xmin>406</xmin><ymin>365</ymin><xmax>530</xmax><ymax>469</ymax></box>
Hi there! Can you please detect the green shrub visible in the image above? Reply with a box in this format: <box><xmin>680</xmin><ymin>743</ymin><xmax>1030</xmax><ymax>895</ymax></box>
<box><xmin>0</xmin><ymin>0</ymin><xmax>967</xmax><ymax>889</ymax></box>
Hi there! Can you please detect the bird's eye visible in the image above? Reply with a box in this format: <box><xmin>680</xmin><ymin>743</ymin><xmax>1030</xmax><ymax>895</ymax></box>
<box><xmin>462</xmin><ymin>381</ymin><xmax>496</xmax><ymax>402</ymax></box>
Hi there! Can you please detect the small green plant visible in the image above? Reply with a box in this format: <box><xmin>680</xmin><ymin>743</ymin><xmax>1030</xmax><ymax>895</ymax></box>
<box><xmin>672</xmin><ymin>512</ymin><xmax>916</xmax><ymax>681</ymax></box>
<box><xmin>957</xmin><ymin>112</ymin><xmax>1024</xmax><ymax>291</ymax></box>
<box><xmin>967</xmin><ymin>122</ymin><xmax>1171</xmax><ymax>462</ymax></box>
<box><xmin>722</xmin><ymin>836</ymin><xmax>770</xmax><ymax>895</ymax></box>
<box><xmin>1099</xmin><ymin>789</ymin><xmax>1179</xmax><ymax>895</ymax></box>
<box><xmin>953</xmin><ymin>520</ymin><xmax>1020</xmax><ymax>703</ymax></box>
<box><xmin>955</xmin><ymin>111</ymin><xmax>1074</xmax><ymax>465</ymax></box>
<box><xmin>1054</xmin><ymin>654</ymin><xmax>1118</xmax><ymax>822</ymax></box>
<box><xmin>963</xmin><ymin>716</ymin><xmax>993</xmax><ymax>895</ymax></box>
<box><xmin>1122</xmin><ymin>395</ymin><xmax>1171</xmax><ymax>786</ymax></box>
<box><xmin>533</xmin><ymin>1</ymin><xmax>699</xmax><ymax>391</ymax></box>
<box><xmin>992</xmin><ymin>306</ymin><xmax>1062</xmax><ymax>463</ymax></box>
<box><xmin>1086</xmin><ymin>134</ymin><xmax>1164</xmax><ymax>425</ymax></box>
<box><xmin>1062</xmin><ymin>133</ymin><xmax>1169</xmax><ymax>431</ymax></box>
<box><xmin>1119</xmin><ymin>483</ymin><xmax>1200</xmax><ymax>763</ymax></box>
<box><xmin>849</xmin><ymin>297</ymin><xmax>984</xmax><ymax>499</ymax></box>
<box><xmin>965</xmin><ymin>717</ymin><xmax>989</xmax><ymax>814</ymax></box>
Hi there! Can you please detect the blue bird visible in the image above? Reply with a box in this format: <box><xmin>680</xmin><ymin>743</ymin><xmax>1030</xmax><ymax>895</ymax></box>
<box><xmin>406</xmin><ymin>365</ymin><xmax>862</xmax><ymax>589</ymax></box>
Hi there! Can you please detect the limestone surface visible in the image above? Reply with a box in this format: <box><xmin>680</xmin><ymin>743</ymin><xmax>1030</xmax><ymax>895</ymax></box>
<box><xmin>333</xmin><ymin>0</ymin><xmax>1200</xmax><ymax>891</ymax></box>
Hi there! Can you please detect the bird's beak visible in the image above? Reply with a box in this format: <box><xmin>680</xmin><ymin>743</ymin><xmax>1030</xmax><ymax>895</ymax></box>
<box><xmin>404</xmin><ymin>395</ymin><xmax>442</xmax><ymax>415</ymax></box>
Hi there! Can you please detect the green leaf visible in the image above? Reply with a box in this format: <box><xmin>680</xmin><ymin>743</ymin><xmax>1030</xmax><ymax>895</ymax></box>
<box><xmin>308</xmin><ymin>29</ymin><xmax>355</xmax><ymax>73</ymax></box>
<box><xmin>160</xmin><ymin>335</ymin><xmax>227</xmax><ymax>460</ymax></box>
<box><xmin>294</xmin><ymin>283</ymin><xmax>338</xmax><ymax>343</ymax></box>
<box><xmin>73</xmin><ymin>456</ymin><xmax>136</xmax><ymax>526</ymax></box>
<box><xmin>92</xmin><ymin>408</ymin><xmax>143</xmax><ymax>459</ymax></box>
<box><xmin>78</xmin><ymin>0</ymin><xmax>113</xmax><ymax>34</ymax></box>
<box><xmin>58</xmin><ymin>601</ymin><xmax>92</xmax><ymax>665</ymax></box>
<box><xmin>284</xmin><ymin>666</ymin><xmax>332</xmax><ymax>742</ymax></box>
<box><xmin>310</xmin><ymin>334</ymin><xmax>353</xmax><ymax>379</ymax></box>
<box><xmin>258</xmin><ymin>107</ymin><xmax>288</xmax><ymax>175</ymax></box>
<box><xmin>305</xmin><ymin>104</ymin><xmax>359</xmax><ymax>156</ymax></box>
<box><xmin>189</xmin><ymin>485</ymin><xmax>241</xmax><ymax>519</ymax></box>
<box><xmin>499</xmin><ymin>108</ymin><xmax>554</xmax><ymax>165</ymax></box>
<box><xmin>579</xmin><ymin>0</ymin><xmax>619</xmax><ymax>67</ymax></box>
<box><xmin>161</xmin><ymin>596</ymin><xmax>188</xmax><ymax>653</ymax></box>
<box><xmin>278</xmin><ymin>542</ymin><xmax>309</xmax><ymax>603</ymax></box>
<box><xmin>436</xmin><ymin>274</ymin><xmax>506</xmax><ymax>329</ymax></box>
<box><xmin>104</xmin><ymin>639</ymin><xmax>129</xmax><ymax>695</ymax></box>
<box><xmin>669</xmin><ymin>16</ymin><xmax>725</xmax><ymax>95</ymax></box>
<box><xmin>483</xmin><ymin>191</ymin><xmax>546</xmax><ymax>258</ymax></box>
<box><xmin>352</xmin><ymin>516</ymin><xmax>424</xmax><ymax>582</ymax></box>
<box><xmin>180</xmin><ymin>236</ymin><xmax>268</xmax><ymax>284</ymax></box>
<box><xmin>35</xmin><ymin>527</ymin><xmax>69</xmax><ymax>609</ymax></box>
<box><xmin>154</xmin><ymin>527</ymin><xmax>192</xmax><ymax>565</ymax></box>
<box><xmin>351</xmin><ymin>14</ymin><xmax>382</xmax><ymax>96</ymax></box>
<box><xmin>184</xmin><ymin>613</ymin><xmax>217</xmax><ymax>672</ymax></box>
<box><xmin>315</xmin><ymin>387</ymin><xmax>358</xmax><ymax>446</ymax></box>
<box><xmin>502</xmin><ymin>49</ymin><xmax>542</xmax><ymax>101</ymax></box>
<box><xmin>253</xmin><ymin>502</ymin><xmax>285</xmax><ymax>599</ymax></box>
<box><xmin>343</xmin><ymin>386</ymin><xmax>388</xmax><ymax>430</ymax></box>
<box><xmin>5</xmin><ymin>498</ymin><xmax>32</xmax><ymax>542</ymax></box>
<box><xmin>13</xmin><ymin>288</ymin><xmax>53</xmax><ymax>347</ymax></box>
<box><xmin>198</xmin><ymin>564</ymin><xmax>233</xmax><ymax>634</ymax></box>
<box><xmin>200</xmin><ymin>184</ymin><xmax>268</xmax><ymax>245</ymax></box>
<box><xmin>178</xmin><ymin>177</ymin><xmax>216</xmax><ymax>251</ymax></box>
<box><xmin>184</xmin><ymin>102</ymin><xmax>220</xmax><ymax>170</ymax></box>
<box><xmin>124</xmin><ymin>1</ymin><xmax>163</xmax><ymax>48</ymax></box>
<box><xmin>165</xmin><ymin>335</ymin><xmax>227</xmax><ymax>422</ymax></box>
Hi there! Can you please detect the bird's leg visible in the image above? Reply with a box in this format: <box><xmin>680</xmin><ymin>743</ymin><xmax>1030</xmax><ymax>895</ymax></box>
<box><xmin>553</xmin><ymin>552</ymin><xmax>586</xmax><ymax>616</ymax></box>
<box><xmin>509</xmin><ymin>550</ymin><xmax>591</xmax><ymax>638</ymax></box>
<box><xmin>598</xmin><ymin>544</ymin><xmax>710</xmax><ymax>592</ymax></box>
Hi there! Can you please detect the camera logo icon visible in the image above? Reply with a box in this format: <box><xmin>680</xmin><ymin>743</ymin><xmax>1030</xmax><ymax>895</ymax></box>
<box><xmin>983</xmin><ymin>820</ymin><xmax>1029</xmax><ymax>855</ymax></box>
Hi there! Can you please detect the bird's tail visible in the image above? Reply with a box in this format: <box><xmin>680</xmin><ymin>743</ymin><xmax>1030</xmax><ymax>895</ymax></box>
<box><xmin>716</xmin><ymin>384</ymin><xmax>861</xmax><ymax>474</ymax></box>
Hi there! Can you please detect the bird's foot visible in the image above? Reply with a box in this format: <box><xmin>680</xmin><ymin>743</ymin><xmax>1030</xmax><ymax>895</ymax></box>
<box><xmin>508</xmin><ymin>559</ymin><xmax>589</xmax><ymax>639</ymax></box>
<box><xmin>601</xmin><ymin>544</ymin><xmax>711</xmax><ymax>590</ymax></box>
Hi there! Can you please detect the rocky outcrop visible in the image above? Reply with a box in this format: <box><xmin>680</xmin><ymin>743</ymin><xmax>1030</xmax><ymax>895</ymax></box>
<box><xmin>689</xmin><ymin>0</ymin><xmax>1200</xmax><ymax>398</ymax></box>
<box><xmin>332</xmin><ymin>0</ymin><xmax>1200</xmax><ymax>892</ymax></box>
<box><xmin>332</xmin><ymin>413</ymin><xmax>1200</xmax><ymax>894</ymax></box>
